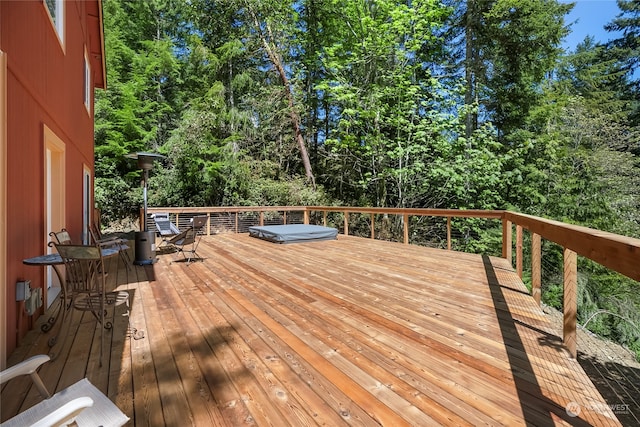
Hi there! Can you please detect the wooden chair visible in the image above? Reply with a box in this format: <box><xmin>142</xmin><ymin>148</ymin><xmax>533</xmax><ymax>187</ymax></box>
<box><xmin>0</xmin><ymin>354</ymin><xmax>128</xmax><ymax>426</ymax></box>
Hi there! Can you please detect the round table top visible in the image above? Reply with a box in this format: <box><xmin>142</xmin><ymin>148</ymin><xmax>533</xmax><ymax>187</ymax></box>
<box><xmin>23</xmin><ymin>253</ymin><xmax>63</xmax><ymax>266</ymax></box>
<box><xmin>23</xmin><ymin>248</ymin><xmax>119</xmax><ymax>266</ymax></box>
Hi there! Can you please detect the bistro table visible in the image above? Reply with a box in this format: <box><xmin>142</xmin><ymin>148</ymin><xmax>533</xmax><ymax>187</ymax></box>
<box><xmin>23</xmin><ymin>247</ymin><xmax>119</xmax><ymax>358</ymax></box>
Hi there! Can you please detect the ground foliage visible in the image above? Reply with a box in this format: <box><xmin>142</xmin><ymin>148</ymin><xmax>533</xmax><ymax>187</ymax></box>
<box><xmin>95</xmin><ymin>0</ymin><xmax>640</xmax><ymax>358</ymax></box>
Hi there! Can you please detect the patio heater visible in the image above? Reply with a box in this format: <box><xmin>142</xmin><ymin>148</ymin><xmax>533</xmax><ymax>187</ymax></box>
<box><xmin>126</xmin><ymin>152</ymin><xmax>165</xmax><ymax>265</ymax></box>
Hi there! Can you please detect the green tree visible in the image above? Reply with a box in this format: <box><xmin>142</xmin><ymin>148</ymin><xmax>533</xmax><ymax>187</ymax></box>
<box><xmin>605</xmin><ymin>0</ymin><xmax>640</xmax><ymax>127</ymax></box>
<box><xmin>317</xmin><ymin>0</ymin><xmax>467</xmax><ymax>208</ymax></box>
<box><xmin>442</xmin><ymin>0</ymin><xmax>571</xmax><ymax>138</ymax></box>
<box><xmin>241</xmin><ymin>0</ymin><xmax>315</xmax><ymax>186</ymax></box>
<box><xmin>483</xmin><ymin>0</ymin><xmax>571</xmax><ymax>137</ymax></box>
<box><xmin>95</xmin><ymin>0</ymin><xmax>185</xmax><ymax>221</ymax></box>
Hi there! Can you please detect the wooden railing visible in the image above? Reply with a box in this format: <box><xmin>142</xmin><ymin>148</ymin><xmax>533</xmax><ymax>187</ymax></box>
<box><xmin>144</xmin><ymin>206</ymin><xmax>308</xmax><ymax>235</ymax></box>
<box><xmin>502</xmin><ymin>211</ymin><xmax>640</xmax><ymax>357</ymax></box>
<box><xmin>306</xmin><ymin>206</ymin><xmax>503</xmax><ymax>249</ymax></box>
<box><xmin>144</xmin><ymin>206</ymin><xmax>640</xmax><ymax>358</ymax></box>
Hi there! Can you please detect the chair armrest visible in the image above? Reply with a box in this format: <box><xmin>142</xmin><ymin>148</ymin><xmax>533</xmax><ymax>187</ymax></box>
<box><xmin>0</xmin><ymin>355</ymin><xmax>50</xmax><ymax>385</ymax></box>
<box><xmin>0</xmin><ymin>354</ymin><xmax>51</xmax><ymax>399</ymax></box>
<box><xmin>96</xmin><ymin>235</ymin><xmax>123</xmax><ymax>244</ymax></box>
<box><xmin>30</xmin><ymin>397</ymin><xmax>93</xmax><ymax>427</ymax></box>
<box><xmin>96</xmin><ymin>238</ymin><xmax>129</xmax><ymax>249</ymax></box>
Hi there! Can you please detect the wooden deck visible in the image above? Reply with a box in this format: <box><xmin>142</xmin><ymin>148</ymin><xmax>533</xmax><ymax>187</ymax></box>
<box><xmin>2</xmin><ymin>233</ymin><xmax>622</xmax><ymax>426</ymax></box>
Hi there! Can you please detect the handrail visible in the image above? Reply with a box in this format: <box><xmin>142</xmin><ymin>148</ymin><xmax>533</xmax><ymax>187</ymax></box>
<box><xmin>305</xmin><ymin>206</ymin><xmax>504</xmax><ymax>218</ymax></box>
<box><xmin>503</xmin><ymin>211</ymin><xmax>640</xmax><ymax>282</ymax></box>
<box><xmin>142</xmin><ymin>205</ymin><xmax>640</xmax><ymax>358</ymax></box>
<box><xmin>502</xmin><ymin>211</ymin><xmax>640</xmax><ymax>358</ymax></box>
<box><xmin>148</xmin><ymin>206</ymin><xmax>303</xmax><ymax>213</ymax></box>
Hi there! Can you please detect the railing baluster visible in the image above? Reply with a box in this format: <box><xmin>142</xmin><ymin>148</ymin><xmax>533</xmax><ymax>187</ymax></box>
<box><xmin>502</xmin><ymin>218</ymin><xmax>512</xmax><ymax>264</ymax></box>
<box><xmin>403</xmin><ymin>214</ymin><xmax>409</xmax><ymax>244</ymax></box>
<box><xmin>446</xmin><ymin>217</ymin><xmax>451</xmax><ymax>250</ymax></box>
<box><xmin>516</xmin><ymin>225</ymin><xmax>523</xmax><ymax>278</ymax></box>
<box><xmin>563</xmin><ymin>248</ymin><xmax>578</xmax><ymax>358</ymax></box>
<box><xmin>344</xmin><ymin>212</ymin><xmax>349</xmax><ymax>236</ymax></box>
<box><xmin>531</xmin><ymin>233</ymin><xmax>541</xmax><ymax>306</ymax></box>
<box><xmin>370</xmin><ymin>213</ymin><xmax>375</xmax><ymax>239</ymax></box>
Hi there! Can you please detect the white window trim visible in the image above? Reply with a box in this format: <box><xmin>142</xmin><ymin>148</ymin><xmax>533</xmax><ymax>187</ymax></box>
<box><xmin>44</xmin><ymin>125</ymin><xmax>66</xmax><ymax>309</ymax></box>
<box><xmin>43</xmin><ymin>0</ymin><xmax>65</xmax><ymax>49</ymax></box>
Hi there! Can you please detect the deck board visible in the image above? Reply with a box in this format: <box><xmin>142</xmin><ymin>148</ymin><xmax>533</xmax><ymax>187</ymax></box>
<box><xmin>1</xmin><ymin>233</ymin><xmax>622</xmax><ymax>426</ymax></box>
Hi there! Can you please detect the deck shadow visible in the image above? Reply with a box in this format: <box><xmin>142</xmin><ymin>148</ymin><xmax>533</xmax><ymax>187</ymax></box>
<box><xmin>0</xmin><ymin>287</ymin><xmax>136</xmax><ymax>422</ymax></box>
<box><xmin>482</xmin><ymin>255</ymin><xmax>593</xmax><ymax>426</ymax></box>
<box><xmin>578</xmin><ymin>352</ymin><xmax>640</xmax><ymax>426</ymax></box>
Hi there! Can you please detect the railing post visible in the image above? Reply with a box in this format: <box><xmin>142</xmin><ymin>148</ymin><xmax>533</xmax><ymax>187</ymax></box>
<box><xmin>446</xmin><ymin>217</ymin><xmax>451</xmax><ymax>250</ymax></box>
<box><xmin>206</xmin><ymin>213</ymin><xmax>210</xmax><ymax>236</ymax></box>
<box><xmin>370</xmin><ymin>213</ymin><xmax>375</xmax><ymax>239</ymax></box>
<box><xmin>403</xmin><ymin>214</ymin><xmax>409</xmax><ymax>245</ymax></box>
<box><xmin>259</xmin><ymin>211</ymin><xmax>264</xmax><ymax>226</ymax></box>
<box><xmin>563</xmin><ymin>248</ymin><xmax>578</xmax><ymax>358</ymax></box>
<box><xmin>502</xmin><ymin>218</ymin><xmax>512</xmax><ymax>265</ymax></box>
<box><xmin>516</xmin><ymin>225</ymin><xmax>523</xmax><ymax>278</ymax></box>
<box><xmin>283</xmin><ymin>211</ymin><xmax>287</xmax><ymax>225</ymax></box>
<box><xmin>323</xmin><ymin>211</ymin><xmax>327</xmax><ymax>227</ymax></box>
<box><xmin>235</xmin><ymin>212</ymin><xmax>238</xmax><ymax>234</ymax></box>
<box><xmin>531</xmin><ymin>233</ymin><xmax>541</xmax><ymax>306</ymax></box>
<box><xmin>344</xmin><ymin>212</ymin><xmax>349</xmax><ymax>236</ymax></box>
<box><xmin>304</xmin><ymin>209</ymin><xmax>309</xmax><ymax>225</ymax></box>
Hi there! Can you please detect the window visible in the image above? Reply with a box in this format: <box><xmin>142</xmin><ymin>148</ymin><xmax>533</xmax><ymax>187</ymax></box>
<box><xmin>83</xmin><ymin>50</ymin><xmax>91</xmax><ymax>112</ymax></box>
<box><xmin>44</xmin><ymin>0</ymin><xmax>64</xmax><ymax>46</ymax></box>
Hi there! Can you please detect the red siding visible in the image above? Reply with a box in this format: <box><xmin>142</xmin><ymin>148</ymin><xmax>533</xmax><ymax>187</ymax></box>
<box><xmin>1</xmin><ymin>0</ymin><xmax>103</xmax><ymax>355</ymax></box>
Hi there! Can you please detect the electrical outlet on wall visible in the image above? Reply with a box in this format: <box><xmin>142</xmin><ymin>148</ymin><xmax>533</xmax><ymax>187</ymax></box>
<box><xmin>16</xmin><ymin>280</ymin><xmax>31</xmax><ymax>301</ymax></box>
<box><xmin>25</xmin><ymin>288</ymin><xmax>42</xmax><ymax>316</ymax></box>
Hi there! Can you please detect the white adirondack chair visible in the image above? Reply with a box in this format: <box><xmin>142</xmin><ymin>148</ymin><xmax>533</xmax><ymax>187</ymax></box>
<box><xmin>0</xmin><ymin>355</ymin><xmax>128</xmax><ymax>427</ymax></box>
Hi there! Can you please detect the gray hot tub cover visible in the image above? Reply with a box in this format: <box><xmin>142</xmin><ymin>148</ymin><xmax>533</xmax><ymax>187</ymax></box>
<box><xmin>248</xmin><ymin>224</ymin><xmax>338</xmax><ymax>243</ymax></box>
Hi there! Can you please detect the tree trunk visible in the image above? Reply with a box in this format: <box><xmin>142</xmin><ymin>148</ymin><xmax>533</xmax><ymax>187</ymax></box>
<box><xmin>246</xmin><ymin>3</ymin><xmax>316</xmax><ymax>188</ymax></box>
<box><xmin>464</xmin><ymin>0</ymin><xmax>478</xmax><ymax>139</ymax></box>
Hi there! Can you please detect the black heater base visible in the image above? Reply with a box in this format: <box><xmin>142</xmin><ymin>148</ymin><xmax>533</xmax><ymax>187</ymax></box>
<box><xmin>134</xmin><ymin>231</ymin><xmax>157</xmax><ymax>265</ymax></box>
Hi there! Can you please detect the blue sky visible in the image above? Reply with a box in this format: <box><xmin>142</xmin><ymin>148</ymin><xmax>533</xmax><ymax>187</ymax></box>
<box><xmin>562</xmin><ymin>0</ymin><xmax>623</xmax><ymax>51</ymax></box>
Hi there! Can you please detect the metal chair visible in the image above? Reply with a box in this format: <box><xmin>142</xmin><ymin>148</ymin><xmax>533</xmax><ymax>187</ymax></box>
<box><xmin>167</xmin><ymin>215</ymin><xmax>208</xmax><ymax>264</ymax></box>
<box><xmin>90</xmin><ymin>224</ymin><xmax>132</xmax><ymax>270</ymax></box>
<box><xmin>53</xmin><ymin>244</ymin><xmax>130</xmax><ymax>366</ymax></box>
<box><xmin>151</xmin><ymin>212</ymin><xmax>181</xmax><ymax>247</ymax></box>
<box><xmin>0</xmin><ymin>354</ymin><xmax>128</xmax><ymax>426</ymax></box>
<box><xmin>49</xmin><ymin>228</ymin><xmax>72</xmax><ymax>245</ymax></box>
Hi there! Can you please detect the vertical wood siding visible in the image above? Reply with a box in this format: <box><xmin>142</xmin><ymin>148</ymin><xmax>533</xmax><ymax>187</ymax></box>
<box><xmin>1</xmin><ymin>0</ymin><xmax>101</xmax><ymax>357</ymax></box>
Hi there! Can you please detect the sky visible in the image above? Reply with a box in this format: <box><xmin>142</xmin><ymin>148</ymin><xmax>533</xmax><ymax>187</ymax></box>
<box><xmin>561</xmin><ymin>0</ymin><xmax>624</xmax><ymax>51</ymax></box>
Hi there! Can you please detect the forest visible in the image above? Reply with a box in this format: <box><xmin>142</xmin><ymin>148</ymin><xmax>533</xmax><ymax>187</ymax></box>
<box><xmin>93</xmin><ymin>0</ymin><xmax>640</xmax><ymax>358</ymax></box>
